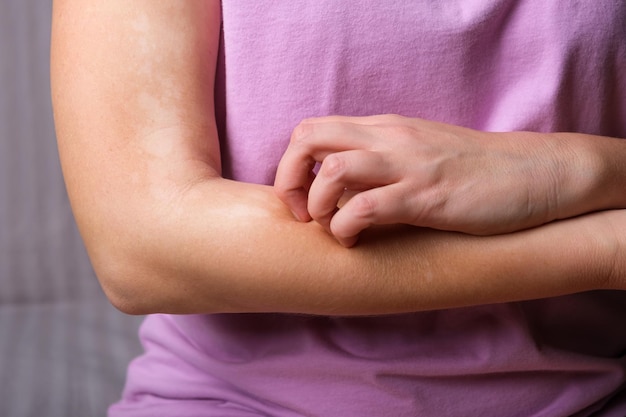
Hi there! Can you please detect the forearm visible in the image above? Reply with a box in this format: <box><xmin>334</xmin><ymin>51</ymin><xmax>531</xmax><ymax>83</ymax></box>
<box><xmin>105</xmin><ymin>177</ymin><xmax>622</xmax><ymax>315</ymax></box>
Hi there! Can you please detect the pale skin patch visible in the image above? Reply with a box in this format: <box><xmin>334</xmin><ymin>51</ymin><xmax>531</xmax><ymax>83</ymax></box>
<box><xmin>127</xmin><ymin>11</ymin><xmax>187</xmax><ymax>143</ymax></box>
<box><xmin>121</xmin><ymin>10</ymin><xmax>199</xmax><ymax>204</ymax></box>
<box><xmin>130</xmin><ymin>131</ymin><xmax>191</xmax><ymax>205</ymax></box>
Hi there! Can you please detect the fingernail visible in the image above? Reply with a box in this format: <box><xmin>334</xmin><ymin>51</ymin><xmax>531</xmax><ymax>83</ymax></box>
<box><xmin>340</xmin><ymin>236</ymin><xmax>359</xmax><ymax>248</ymax></box>
<box><xmin>290</xmin><ymin>210</ymin><xmax>303</xmax><ymax>222</ymax></box>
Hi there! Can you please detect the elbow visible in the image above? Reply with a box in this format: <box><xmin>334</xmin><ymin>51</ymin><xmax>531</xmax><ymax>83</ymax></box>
<box><xmin>101</xmin><ymin>281</ymin><xmax>152</xmax><ymax>316</ymax></box>
<box><xmin>73</xmin><ymin>179</ymin><xmax>236</xmax><ymax>315</ymax></box>
<box><xmin>87</xmin><ymin>239</ymin><xmax>226</xmax><ymax>316</ymax></box>
<box><xmin>90</xmin><ymin>250</ymin><xmax>159</xmax><ymax>315</ymax></box>
<box><xmin>85</xmin><ymin>232</ymin><xmax>182</xmax><ymax>315</ymax></box>
<box><xmin>104</xmin><ymin>288</ymin><xmax>149</xmax><ymax>316</ymax></box>
<box><xmin>77</xmin><ymin>211</ymin><xmax>186</xmax><ymax>315</ymax></box>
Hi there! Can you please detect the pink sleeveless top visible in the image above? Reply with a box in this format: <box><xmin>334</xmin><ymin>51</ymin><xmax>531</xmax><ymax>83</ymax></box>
<box><xmin>110</xmin><ymin>1</ymin><xmax>626</xmax><ymax>416</ymax></box>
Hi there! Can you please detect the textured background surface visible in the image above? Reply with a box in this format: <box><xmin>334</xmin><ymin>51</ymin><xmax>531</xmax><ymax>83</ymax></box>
<box><xmin>0</xmin><ymin>2</ymin><xmax>143</xmax><ymax>416</ymax></box>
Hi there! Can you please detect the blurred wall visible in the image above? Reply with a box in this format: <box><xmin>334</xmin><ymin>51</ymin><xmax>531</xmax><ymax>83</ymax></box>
<box><xmin>0</xmin><ymin>2</ymin><xmax>143</xmax><ymax>416</ymax></box>
<box><xmin>0</xmin><ymin>1</ymin><xmax>100</xmax><ymax>301</ymax></box>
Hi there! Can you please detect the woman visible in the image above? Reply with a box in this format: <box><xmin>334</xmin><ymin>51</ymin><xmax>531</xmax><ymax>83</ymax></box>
<box><xmin>51</xmin><ymin>1</ymin><xmax>626</xmax><ymax>416</ymax></box>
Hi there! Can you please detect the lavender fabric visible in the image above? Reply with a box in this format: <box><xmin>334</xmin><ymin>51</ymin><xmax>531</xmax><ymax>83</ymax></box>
<box><xmin>110</xmin><ymin>1</ymin><xmax>626</xmax><ymax>416</ymax></box>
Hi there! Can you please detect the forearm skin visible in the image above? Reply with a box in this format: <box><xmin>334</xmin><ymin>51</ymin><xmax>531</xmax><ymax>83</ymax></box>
<box><xmin>103</xmin><ymin>177</ymin><xmax>621</xmax><ymax>316</ymax></box>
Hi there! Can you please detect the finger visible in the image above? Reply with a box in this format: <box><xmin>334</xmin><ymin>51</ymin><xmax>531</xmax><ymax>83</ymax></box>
<box><xmin>308</xmin><ymin>150</ymin><xmax>397</xmax><ymax>231</ymax></box>
<box><xmin>274</xmin><ymin>154</ymin><xmax>315</xmax><ymax>221</ymax></box>
<box><xmin>291</xmin><ymin>119</ymin><xmax>377</xmax><ymax>156</ymax></box>
<box><xmin>330</xmin><ymin>184</ymin><xmax>411</xmax><ymax>246</ymax></box>
<box><xmin>274</xmin><ymin>121</ymin><xmax>375</xmax><ymax>219</ymax></box>
<box><xmin>300</xmin><ymin>114</ymin><xmax>396</xmax><ymax>126</ymax></box>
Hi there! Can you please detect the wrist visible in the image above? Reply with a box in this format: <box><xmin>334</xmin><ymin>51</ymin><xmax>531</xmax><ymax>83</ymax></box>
<box><xmin>590</xmin><ymin>135</ymin><xmax>626</xmax><ymax>209</ymax></box>
<box><xmin>552</xmin><ymin>133</ymin><xmax>626</xmax><ymax>218</ymax></box>
<box><xmin>593</xmin><ymin>209</ymin><xmax>626</xmax><ymax>290</ymax></box>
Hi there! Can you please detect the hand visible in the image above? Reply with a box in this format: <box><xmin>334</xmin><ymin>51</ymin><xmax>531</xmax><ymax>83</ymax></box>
<box><xmin>275</xmin><ymin>114</ymin><xmax>587</xmax><ymax>247</ymax></box>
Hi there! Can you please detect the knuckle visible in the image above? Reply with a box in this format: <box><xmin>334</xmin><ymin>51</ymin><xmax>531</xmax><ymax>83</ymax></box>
<box><xmin>290</xmin><ymin>121</ymin><xmax>315</xmax><ymax>145</ymax></box>
<box><xmin>319</xmin><ymin>154</ymin><xmax>347</xmax><ymax>181</ymax></box>
<box><xmin>387</xmin><ymin>124</ymin><xmax>417</xmax><ymax>140</ymax></box>
<box><xmin>351</xmin><ymin>193</ymin><xmax>378</xmax><ymax>220</ymax></box>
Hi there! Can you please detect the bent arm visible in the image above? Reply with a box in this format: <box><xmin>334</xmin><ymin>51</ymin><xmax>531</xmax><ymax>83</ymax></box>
<box><xmin>51</xmin><ymin>0</ymin><xmax>625</xmax><ymax>316</ymax></box>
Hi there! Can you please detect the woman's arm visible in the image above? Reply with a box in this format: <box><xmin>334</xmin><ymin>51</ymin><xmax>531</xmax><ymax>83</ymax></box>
<box><xmin>51</xmin><ymin>0</ymin><xmax>624</xmax><ymax>316</ymax></box>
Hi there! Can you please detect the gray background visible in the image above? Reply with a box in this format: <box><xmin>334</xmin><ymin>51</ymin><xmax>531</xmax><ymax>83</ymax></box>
<box><xmin>0</xmin><ymin>2</ymin><xmax>143</xmax><ymax>416</ymax></box>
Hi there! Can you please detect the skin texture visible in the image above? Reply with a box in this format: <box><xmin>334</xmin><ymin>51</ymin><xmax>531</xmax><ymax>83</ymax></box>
<box><xmin>51</xmin><ymin>0</ymin><xmax>626</xmax><ymax>316</ymax></box>
<box><xmin>275</xmin><ymin>115</ymin><xmax>625</xmax><ymax>247</ymax></box>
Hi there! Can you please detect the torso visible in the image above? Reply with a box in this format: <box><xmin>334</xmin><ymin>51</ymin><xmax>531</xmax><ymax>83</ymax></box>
<box><xmin>114</xmin><ymin>2</ymin><xmax>626</xmax><ymax>416</ymax></box>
